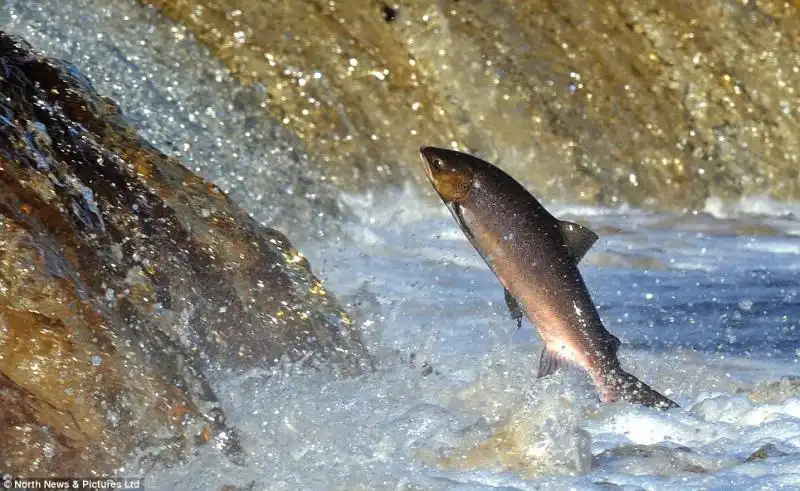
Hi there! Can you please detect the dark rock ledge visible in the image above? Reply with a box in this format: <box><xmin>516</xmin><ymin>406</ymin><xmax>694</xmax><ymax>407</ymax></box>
<box><xmin>0</xmin><ymin>31</ymin><xmax>370</xmax><ymax>475</ymax></box>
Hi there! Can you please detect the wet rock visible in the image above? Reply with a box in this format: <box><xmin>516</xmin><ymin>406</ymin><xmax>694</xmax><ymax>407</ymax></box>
<box><xmin>218</xmin><ymin>483</ymin><xmax>258</xmax><ymax>491</ymax></box>
<box><xmin>745</xmin><ymin>443</ymin><xmax>788</xmax><ymax>462</ymax></box>
<box><xmin>432</xmin><ymin>415</ymin><xmax>593</xmax><ymax>478</ymax></box>
<box><xmin>0</xmin><ymin>31</ymin><xmax>370</xmax><ymax>475</ymax></box>
<box><xmin>148</xmin><ymin>0</ymin><xmax>799</xmax><ymax>210</ymax></box>
<box><xmin>595</xmin><ymin>443</ymin><xmax>716</xmax><ymax>475</ymax></box>
<box><xmin>747</xmin><ymin>376</ymin><xmax>800</xmax><ymax>404</ymax></box>
<box><xmin>5</xmin><ymin>0</ymin><xmax>350</xmax><ymax>243</ymax></box>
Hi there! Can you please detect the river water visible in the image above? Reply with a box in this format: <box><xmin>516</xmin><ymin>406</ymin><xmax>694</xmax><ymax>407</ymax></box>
<box><xmin>137</xmin><ymin>188</ymin><xmax>800</xmax><ymax>490</ymax></box>
<box><xmin>5</xmin><ymin>0</ymin><xmax>800</xmax><ymax>489</ymax></box>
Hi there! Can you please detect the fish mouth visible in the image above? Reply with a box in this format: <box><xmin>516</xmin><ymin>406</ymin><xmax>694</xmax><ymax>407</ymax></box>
<box><xmin>419</xmin><ymin>146</ymin><xmax>439</xmax><ymax>182</ymax></box>
<box><xmin>419</xmin><ymin>146</ymin><xmax>449</xmax><ymax>203</ymax></box>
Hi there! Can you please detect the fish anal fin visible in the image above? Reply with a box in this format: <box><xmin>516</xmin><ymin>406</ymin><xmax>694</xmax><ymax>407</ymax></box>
<box><xmin>537</xmin><ymin>348</ymin><xmax>566</xmax><ymax>379</ymax></box>
<box><xmin>504</xmin><ymin>288</ymin><xmax>523</xmax><ymax>329</ymax></box>
<box><xmin>559</xmin><ymin>220</ymin><xmax>599</xmax><ymax>263</ymax></box>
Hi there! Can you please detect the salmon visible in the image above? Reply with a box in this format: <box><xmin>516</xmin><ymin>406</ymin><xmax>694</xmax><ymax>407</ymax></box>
<box><xmin>420</xmin><ymin>146</ymin><xmax>677</xmax><ymax>409</ymax></box>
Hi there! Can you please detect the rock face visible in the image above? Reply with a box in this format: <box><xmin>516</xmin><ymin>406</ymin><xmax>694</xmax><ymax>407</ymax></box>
<box><xmin>148</xmin><ymin>0</ymin><xmax>800</xmax><ymax>209</ymax></box>
<box><xmin>0</xmin><ymin>31</ymin><xmax>369</xmax><ymax>475</ymax></box>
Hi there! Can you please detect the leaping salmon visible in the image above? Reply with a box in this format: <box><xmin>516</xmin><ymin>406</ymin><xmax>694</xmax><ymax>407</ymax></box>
<box><xmin>420</xmin><ymin>146</ymin><xmax>678</xmax><ymax>410</ymax></box>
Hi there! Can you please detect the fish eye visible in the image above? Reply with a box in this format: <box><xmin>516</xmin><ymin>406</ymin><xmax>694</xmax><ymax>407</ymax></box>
<box><xmin>432</xmin><ymin>158</ymin><xmax>444</xmax><ymax>169</ymax></box>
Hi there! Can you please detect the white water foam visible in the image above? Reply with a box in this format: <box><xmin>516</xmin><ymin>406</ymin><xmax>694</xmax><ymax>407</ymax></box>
<box><xmin>142</xmin><ymin>188</ymin><xmax>800</xmax><ymax>490</ymax></box>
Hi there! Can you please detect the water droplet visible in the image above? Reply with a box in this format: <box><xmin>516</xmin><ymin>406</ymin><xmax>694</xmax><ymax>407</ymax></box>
<box><xmin>106</xmin><ymin>410</ymin><xmax>120</xmax><ymax>427</ymax></box>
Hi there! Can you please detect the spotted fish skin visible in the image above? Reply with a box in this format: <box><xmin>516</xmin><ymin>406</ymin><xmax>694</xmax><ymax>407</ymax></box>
<box><xmin>420</xmin><ymin>146</ymin><xmax>677</xmax><ymax>410</ymax></box>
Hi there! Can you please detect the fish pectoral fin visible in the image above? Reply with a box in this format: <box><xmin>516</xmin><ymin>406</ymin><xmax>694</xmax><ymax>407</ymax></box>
<box><xmin>503</xmin><ymin>288</ymin><xmax>524</xmax><ymax>329</ymax></box>
<box><xmin>559</xmin><ymin>220</ymin><xmax>599</xmax><ymax>263</ymax></box>
<box><xmin>537</xmin><ymin>347</ymin><xmax>566</xmax><ymax>379</ymax></box>
<box><xmin>449</xmin><ymin>203</ymin><xmax>475</xmax><ymax>240</ymax></box>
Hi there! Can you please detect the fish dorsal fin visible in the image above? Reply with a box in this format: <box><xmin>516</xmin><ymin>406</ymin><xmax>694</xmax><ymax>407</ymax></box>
<box><xmin>559</xmin><ymin>220</ymin><xmax>599</xmax><ymax>263</ymax></box>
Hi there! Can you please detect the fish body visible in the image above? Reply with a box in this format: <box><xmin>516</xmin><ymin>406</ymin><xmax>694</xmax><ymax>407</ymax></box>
<box><xmin>420</xmin><ymin>146</ymin><xmax>677</xmax><ymax>409</ymax></box>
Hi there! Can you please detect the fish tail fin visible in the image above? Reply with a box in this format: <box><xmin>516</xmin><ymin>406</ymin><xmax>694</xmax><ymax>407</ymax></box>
<box><xmin>599</xmin><ymin>368</ymin><xmax>679</xmax><ymax>410</ymax></box>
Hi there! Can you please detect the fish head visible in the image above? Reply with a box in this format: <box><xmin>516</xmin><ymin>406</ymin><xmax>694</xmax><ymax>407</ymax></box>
<box><xmin>419</xmin><ymin>146</ymin><xmax>477</xmax><ymax>204</ymax></box>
